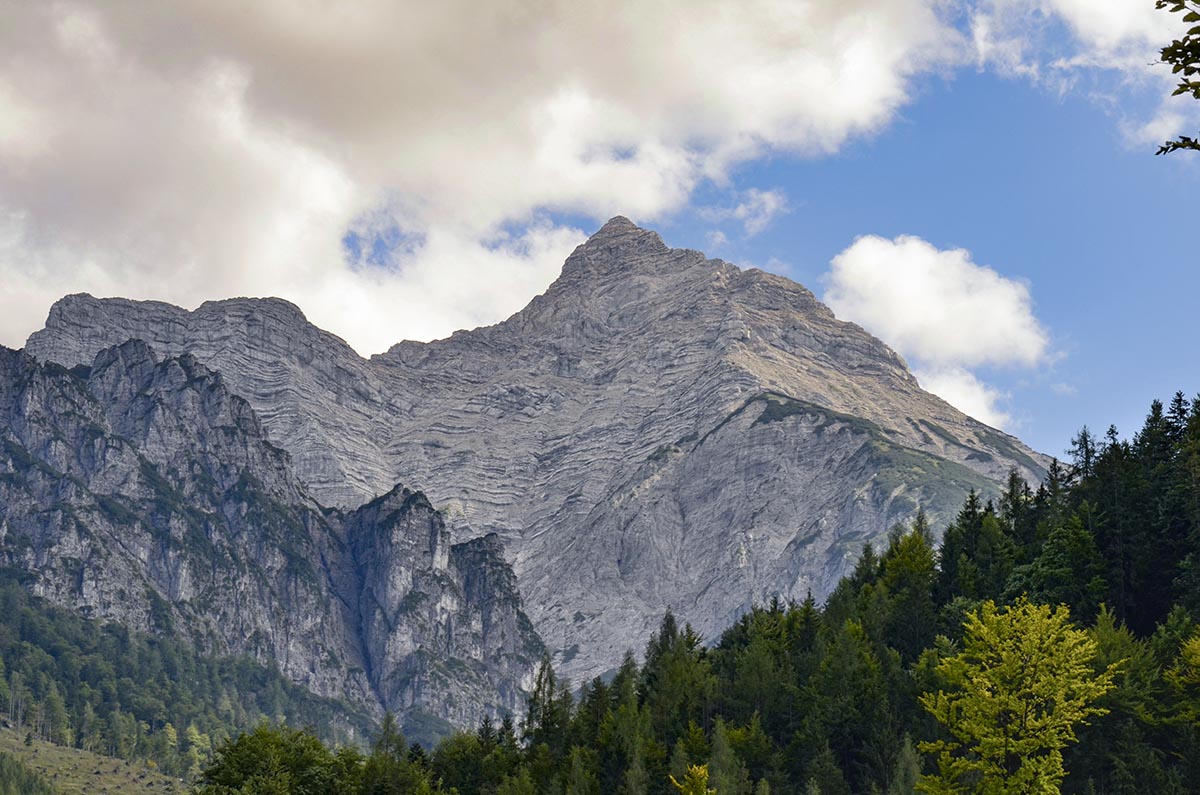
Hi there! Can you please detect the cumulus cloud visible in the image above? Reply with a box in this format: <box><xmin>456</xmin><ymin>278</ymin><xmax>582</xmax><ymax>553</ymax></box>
<box><xmin>0</xmin><ymin>0</ymin><xmax>962</xmax><ymax>353</ymax></box>
<box><xmin>825</xmin><ymin>235</ymin><xmax>1048</xmax><ymax>367</ymax></box>
<box><xmin>824</xmin><ymin>234</ymin><xmax>1050</xmax><ymax>428</ymax></box>
<box><xmin>915</xmin><ymin>367</ymin><xmax>1014</xmax><ymax>430</ymax></box>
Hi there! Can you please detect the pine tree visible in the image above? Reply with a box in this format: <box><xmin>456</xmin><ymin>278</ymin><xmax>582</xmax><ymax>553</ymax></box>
<box><xmin>804</xmin><ymin>743</ymin><xmax>850</xmax><ymax>795</ymax></box>
<box><xmin>525</xmin><ymin>655</ymin><xmax>572</xmax><ymax>758</ymax></box>
<box><xmin>880</xmin><ymin>521</ymin><xmax>938</xmax><ymax>663</ymax></box>
<box><xmin>886</xmin><ymin>735</ymin><xmax>920</xmax><ymax>795</ymax></box>
<box><xmin>709</xmin><ymin>719</ymin><xmax>750</xmax><ymax>795</ymax></box>
<box><xmin>622</xmin><ymin>747</ymin><xmax>650</xmax><ymax>795</ymax></box>
<box><xmin>43</xmin><ymin>682</ymin><xmax>71</xmax><ymax>746</ymax></box>
<box><xmin>498</xmin><ymin>768</ymin><xmax>537</xmax><ymax>795</ymax></box>
<box><xmin>565</xmin><ymin>746</ymin><xmax>600</xmax><ymax>795</ymax></box>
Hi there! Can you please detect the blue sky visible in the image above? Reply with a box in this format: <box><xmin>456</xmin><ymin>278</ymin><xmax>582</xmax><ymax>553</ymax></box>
<box><xmin>0</xmin><ymin>1</ymin><xmax>1196</xmax><ymax>459</ymax></box>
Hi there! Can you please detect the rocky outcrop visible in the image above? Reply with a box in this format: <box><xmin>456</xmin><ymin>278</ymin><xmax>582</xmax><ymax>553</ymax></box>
<box><xmin>25</xmin><ymin>217</ymin><xmax>1049</xmax><ymax>682</ymax></box>
<box><xmin>342</xmin><ymin>485</ymin><xmax>540</xmax><ymax>740</ymax></box>
<box><xmin>28</xmin><ymin>296</ymin><xmax>389</xmax><ymax>508</ymax></box>
<box><xmin>0</xmin><ymin>343</ymin><xmax>541</xmax><ymax>736</ymax></box>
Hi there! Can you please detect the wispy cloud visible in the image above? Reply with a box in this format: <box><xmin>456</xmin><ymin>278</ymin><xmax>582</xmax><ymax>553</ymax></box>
<box><xmin>701</xmin><ymin>188</ymin><xmax>791</xmax><ymax>237</ymax></box>
<box><xmin>970</xmin><ymin>0</ymin><xmax>1200</xmax><ymax>148</ymax></box>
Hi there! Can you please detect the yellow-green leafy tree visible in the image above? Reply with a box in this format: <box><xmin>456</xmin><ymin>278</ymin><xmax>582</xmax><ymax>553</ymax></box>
<box><xmin>671</xmin><ymin>764</ymin><xmax>716</xmax><ymax>795</ymax></box>
<box><xmin>917</xmin><ymin>598</ymin><xmax>1119</xmax><ymax>795</ymax></box>
<box><xmin>1166</xmin><ymin>628</ymin><xmax>1200</xmax><ymax>723</ymax></box>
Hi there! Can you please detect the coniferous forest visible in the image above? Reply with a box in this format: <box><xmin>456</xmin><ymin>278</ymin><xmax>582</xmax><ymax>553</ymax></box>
<box><xmin>187</xmin><ymin>392</ymin><xmax>1200</xmax><ymax>795</ymax></box>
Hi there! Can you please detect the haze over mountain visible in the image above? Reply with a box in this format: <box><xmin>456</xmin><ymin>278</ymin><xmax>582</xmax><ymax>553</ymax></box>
<box><xmin>20</xmin><ymin>217</ymin><xmax>1048</xmax><ymax>688</ymax></box>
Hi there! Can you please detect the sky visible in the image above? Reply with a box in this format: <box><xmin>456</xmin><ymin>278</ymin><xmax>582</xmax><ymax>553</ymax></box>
<box><xmin>0</xmin><ymin>0</ymin><xmax>1196</xmax><ymax>458</ymax></box>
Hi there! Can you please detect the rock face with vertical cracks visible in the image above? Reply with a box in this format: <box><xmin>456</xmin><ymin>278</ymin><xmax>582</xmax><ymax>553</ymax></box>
<box><xmin>24</xmin><ymin>217</ymin><xmax>1049</xmax><ymax>684</ymax></box>
<box><xmin>0</xmin><ymin>341</ymin><xmax>542</xmax><ymax>742</ymax></box>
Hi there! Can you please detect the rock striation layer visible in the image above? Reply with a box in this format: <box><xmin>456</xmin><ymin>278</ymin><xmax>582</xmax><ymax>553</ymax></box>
<box><xmin>0</xmin><ymin>342</ymin><xmax>541</xmax><ymax>740</ymax></box>
<box><xmin>25</xmin><ymin>217</ymin><xmax>1049</xmax><ymax>682</ymax></box>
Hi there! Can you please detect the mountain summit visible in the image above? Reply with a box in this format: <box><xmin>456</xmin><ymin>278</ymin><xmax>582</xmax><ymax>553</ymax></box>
<box><xmin>24</xmin><ymin>217</ymin><xmax>1047</xmax><ymax>683</ymax></box>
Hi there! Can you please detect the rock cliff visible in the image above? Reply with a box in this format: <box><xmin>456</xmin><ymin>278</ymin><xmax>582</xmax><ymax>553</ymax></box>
<box><xmin>24</xmin><ymin>217</ymin><xmax>1049</xmax><ymax>682</ymax></box>
<box><xmin>0</xmin><ymin>342</ymin><xmax>541</xmax><ymax>738</ymax></box>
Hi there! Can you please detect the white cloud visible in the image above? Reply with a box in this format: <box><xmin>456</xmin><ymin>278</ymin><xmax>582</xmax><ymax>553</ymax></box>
<box><xmin>971</xmin><ymin>0</ymin><xmax>1200</xmax><ymax>146</ymax></box>
<box><xmin>824</xmin><ymin>234</ymin><xmax>1051</xmax><ymax>428</ymax></box>
<box><xmin>972</xmin><ymin>0</ymin><xmax>1177</xmax><ymax>74</ymax></box>
<box><xmin>826</xmin><ymin>235</ymin><xmax>1048</xmax><ymax>368</ymax></box>
<box><xmin>702</xmin><ymin>188</ymin><xmax>791</xmax><ymax>236</ymax></box>
<box><xmin>706</xmin><ymin>230</ymin><xmax>730</xmax><ymax>250</ymax></box>
<box><xmin>915</xmin><ymin>366</ymin><xmax>1013</xmax><ymax>429</ymax></box>
<box><xmin>0</xmin><ymin>0</ymin><xmax>963</xmax><ymax>353</ymax></box>
<box><xmin>1027</xmin><ymin>0</ymin><xmax>1174</xmax><ymax>55</ymax></box>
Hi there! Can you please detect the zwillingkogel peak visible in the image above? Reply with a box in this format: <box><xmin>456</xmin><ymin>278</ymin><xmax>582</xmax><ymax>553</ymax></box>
<box><xmin>24</xmin><ymin>216</ymin><xmax>1048</xmax><ymax>683</ymax></box>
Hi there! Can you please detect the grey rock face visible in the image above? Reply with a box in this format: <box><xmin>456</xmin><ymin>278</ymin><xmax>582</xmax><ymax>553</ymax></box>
<box><xmin>0</xmin><ymin>342</ymin><xmax>541</xmax><ymax>735</ymax></box>
<box><xmin>28</xmin><ymin>296</ymin><xmax>388</xmax><ymax>508</ymax></box>
<box><xmin>343</xmin><ymin>485</ymin><xmax>541</xmax><ymax>740</ymax></box>
<box><xmin>25</xmin><ymin>217</ymin><xmax>1049</xmax><ymax>682</ymax></box>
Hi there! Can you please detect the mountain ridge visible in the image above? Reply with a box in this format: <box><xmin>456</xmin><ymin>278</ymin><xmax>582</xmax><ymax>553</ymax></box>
<box><xmin>0</xmin><ymin>341</ymin><xmax>541</xmax><ymax>737</ymax></box>
<box><xmin>22</xmin><ymin>217</ymin><xmax>1049</xmax><ymax>683</ymax></box>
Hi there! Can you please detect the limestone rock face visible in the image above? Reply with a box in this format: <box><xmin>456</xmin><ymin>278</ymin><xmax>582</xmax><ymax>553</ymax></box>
<box><xmin>28</xmin><ymin>296</ymin><xmax>388</xmax><ymax>508</ymax></box>
<box><xmin>0</xmin><ymin>343</ymin><xmax>540</xmax><ymax>738</ymax></box>
<box><xmin>25</xmin><ymin>217</ymin><xmax>1049</xmax><ymax>682</ymax></box>
<box><xmin>344</xmin><ymin>485</ymin><xmax>540</xmax><ymax>739</ymax></box>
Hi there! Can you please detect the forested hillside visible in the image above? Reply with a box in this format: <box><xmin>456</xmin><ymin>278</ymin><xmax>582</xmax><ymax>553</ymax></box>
<box><xmin>194</xmin><ymin>392</ymin><xmax>1200</xmax><ymax>794</ymax></box>
<box><xmin>0</xmin><ymin>574</ymin><xmax>373</xmax><ymax>778</ymax></box>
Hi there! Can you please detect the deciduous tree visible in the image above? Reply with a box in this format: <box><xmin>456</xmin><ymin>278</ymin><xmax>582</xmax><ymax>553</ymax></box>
<box><xmin>918</xmin><ymin>599</ymin><xmax>1118</xmax><ymax>794</ymax></box>
<box><xmin>1156</xmin><ymin>1</ymin><xmax>1200</xmax><ymax>154</ymax></box>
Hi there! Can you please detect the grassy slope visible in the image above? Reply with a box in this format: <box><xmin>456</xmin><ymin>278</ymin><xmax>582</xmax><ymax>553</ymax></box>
<box><xmin>0</xmin><ymin>728</ymin><xmax>186</xmax><ymax>795</ymax></box>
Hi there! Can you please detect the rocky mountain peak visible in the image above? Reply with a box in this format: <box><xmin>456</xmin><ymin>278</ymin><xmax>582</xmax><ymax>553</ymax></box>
<box><xmin>22</xmin><ymin>217</ymin><xmax>1051</xmax><ymax>687</ymax></box>
<box><xmin>556</xmin><ymin>215</ymin><xmax>683</xmax><ymax>282</ymax></box>
<box><xmin>88</xmin><ymin>337</ymin><xmax>158</xmax><ymax>379</ymax></box>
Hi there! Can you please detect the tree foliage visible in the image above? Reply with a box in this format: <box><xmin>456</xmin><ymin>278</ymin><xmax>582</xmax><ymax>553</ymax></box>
<box><xmin>0</xmin><ymin>576</ymin><xmax>371</xmax><ymax>778</ymax></box>
<box><xmin>1156</xmin><ymin>0</ymin><xmax>1200</xmax><ymax>154</ymax></box>
<box><xmin>670</xmin><ymin>764</ymin><xmax>715</xmax><ymax>795</ymax></box>
<box><xmin>0</xmin><ymin>751</ymin><xmax>55</xmax><ymax>795</ymax></box>
<box><xmin>917</xmin><ymin>599</ymin><xmax>1117</xmax><ymax>794</ymax></box>
<box><xmin>188</xmin><ymin>389</ymin><xmax>1200</xmax><ymax>794</ymax></box>
<box><xmin>196</xmin><ymin>719</ymin><xmax>444</xmax><ymax>795</ymax></box>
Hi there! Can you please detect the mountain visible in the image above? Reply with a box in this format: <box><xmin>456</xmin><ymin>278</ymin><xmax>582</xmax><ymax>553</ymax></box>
<box><xmin>24</xmin><ymin>217</ymin><xmax>1049</xmax><ymax>682</ymax></box>
<box><xmin>0</xmin><ymin>342</ymin><xmax>541</xmax><ymax>738</ymax></box>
